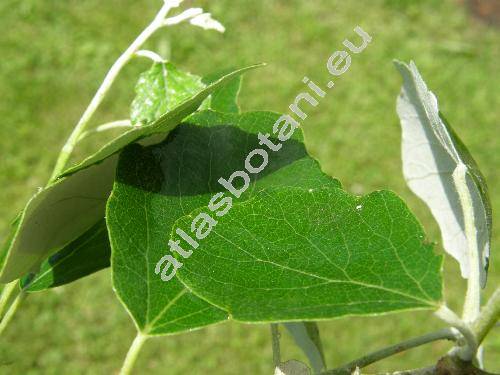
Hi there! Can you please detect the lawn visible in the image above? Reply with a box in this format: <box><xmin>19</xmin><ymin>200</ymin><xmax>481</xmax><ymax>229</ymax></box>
<box><xmin>0</xmin><ymin>0</ymin><xmax>498</xmax><ymax>373</ymax></box>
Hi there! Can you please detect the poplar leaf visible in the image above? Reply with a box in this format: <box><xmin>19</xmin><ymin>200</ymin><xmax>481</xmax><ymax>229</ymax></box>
<box><xmin>107</xmin><ymin>109</ymin><xmax>340</xmax><ymax>335</ymax></box>
<box><xmin>394</xmin><ymin>60</ymin><xmax>492</xmax><ymax>287</ymax></box>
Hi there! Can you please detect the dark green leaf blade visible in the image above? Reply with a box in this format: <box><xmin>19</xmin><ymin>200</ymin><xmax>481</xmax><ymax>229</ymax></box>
<box><xmin>21</xmin><ymin>220</ymin><xmax>110</xmax><ymax>292</ymax></box>
<box><xmin>174</xmin><ymin>187</ymin><xmax>443</xmax><ymax>322</ymax></box>
<box><xmin>107</xmin><ymin>109</ymin><xmax>340</xmax><ymax>335</ymax></box>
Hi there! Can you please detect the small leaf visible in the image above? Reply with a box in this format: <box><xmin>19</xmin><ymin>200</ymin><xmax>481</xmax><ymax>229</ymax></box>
<box><xmin>174</xmin><ymin>187</ymin><xmax>443</xmax><ymax>322</ymax></box>
<box><xmin>131</xmin><ymin>62</ymin><xmax>207</xmax><ymax>126</ymax></box>
<box><xmin>0</xmin><ymin>64</ymin><xmax>261</xmax><ymax>282</ymax></box>
<box><xmin>394</xmin><ymin>60</ymin><xmax>492</xmax><ymax>287</ymax></box>
<box><xmin>284</xmin><ymin>322</ymin><xmax>326</xmax><ymax>373</ymax></box>
<box><xmin>189</xmin><ymin>13</ymin><xmax>226</xmax><ymax>33</ymax></box>
<box><xmin>21</xmin><ymin>220</ymin><xmax>110</xmax><ymax>292</ymax></box>
<box><xmin>107</xmin><ymin>109</ymin><xmax>340</xmax><ymax>335</ymax></box>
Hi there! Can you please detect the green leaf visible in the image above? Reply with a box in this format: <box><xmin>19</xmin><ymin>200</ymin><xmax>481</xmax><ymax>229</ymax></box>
<box><xmin>131</xmin><ymin>62</ymin><xmax>207</xmax><ymax>126</ymax></box>
<box><xmin>395</xmin><ymin>60</ymin><xmax>492</xmax><ymax>287</ymax></box>
<box><xmin>107</xmin><ymin>109</ymin><xmax>340</xmax><ymax>335</ymax></box>
<box><xmin>130</xmin><ymin>63</ymin><xmax>242</xmax><ymax>129</ymax></box>
<box><xmin>0</xmin><ymin>64</ymin><xmax>262</xmax><ymax>283</ymax></box>
<box><xmin>203</xmin><ymin>68</ymin><xmax>242</xmax><ymax>113</ymax></box>
<box><xmin>173</xmin><ymin>187</ymin><xmax>443</xmax><ymax>322</ymax></box>
<box><xmin>21</xmin><ymin>220</ymin><xmax>110</xmax><ymax>292</ymax></box>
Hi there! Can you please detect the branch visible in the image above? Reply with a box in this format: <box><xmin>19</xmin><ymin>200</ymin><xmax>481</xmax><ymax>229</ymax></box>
<box><xmin>473</xmin><ymin>287</ymin><xmax>500</xmax><ymax>345</ymax></box>
<box><xmin>0</xmin><ymin>280</ymin><xmax>19</xmax><ymax>317</ymax></box>
<box><xmin>271</xmin><ymin>323</ymin><xmax>281</xmax><ymax>367</ymax></box>
<box><xmin>322</xmin><ymin>328</ymin><xmax>458</xmax><ymax>375</ymax></box>
<box><xmin>0</xmin><ymin>290</ymin><xmax>26</xmax><ymax>336</ymax></box>
<box><xmin>435</xmin><ymin>305</ymin><xmax>477</xmax><ymax>361</ymax></box>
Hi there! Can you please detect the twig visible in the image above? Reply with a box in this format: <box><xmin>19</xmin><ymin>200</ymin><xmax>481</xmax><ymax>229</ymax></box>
<box><xmin>0</xmin><ymin>291</ymin><xmax>26</xmax><ymax>336</ymax></box>
<box><xmin>473</xmin><ymin>287</ymin><xmax>500</xmax><ymax>345</ymax></box>
<box><xmin>435</xmin><ymin>305</ymin><xmax>477</xmax><ymax>361</ymax></box>
<box><xmin>0</xmin><ymin>280</ymin><xmax>19</xmax><ymax>317</ymax></box>
<box><xmin>322</xmin><ymin>328</ymin><xmax>458</xmax><ymax>375</ymax></box>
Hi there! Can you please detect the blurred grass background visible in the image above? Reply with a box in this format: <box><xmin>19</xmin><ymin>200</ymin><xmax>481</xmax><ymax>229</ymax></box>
<box><xmin>0</xmin><ymin>0</ymin><xmax>498</xmax><ymax>373</ymax></box>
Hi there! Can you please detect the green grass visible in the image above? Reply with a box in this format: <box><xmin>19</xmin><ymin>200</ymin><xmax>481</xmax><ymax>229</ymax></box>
<box><xmin>0</xmin><ymin>0</ymin><xmax>499</xmax><ymax>373</ymax></box>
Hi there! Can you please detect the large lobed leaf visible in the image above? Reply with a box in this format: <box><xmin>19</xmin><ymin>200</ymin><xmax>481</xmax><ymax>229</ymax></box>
<box><xmin>107</xmin><ymin>107</ymin><xmax>442</xmax><ymax>336</ymax></box>
<box><xmin>395</xmin><ymin>60</ymin><xmax>491</xmax><ymax>287</ymax></box>
<box><xmin>0</xmin><ymin>64</ymin><xmax>261</xmax><ymax>283</ymax></box>
<box><xmin>107</xmin><ymin>109</ymin><xmax>340</xmax><ymax>335</ymax></box>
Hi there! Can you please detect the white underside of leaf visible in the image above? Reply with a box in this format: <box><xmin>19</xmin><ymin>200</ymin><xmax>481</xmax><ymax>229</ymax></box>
<box><xmin>0</xmin><ymin>156</ymin><xmax>117</xmax><ymax>282</ymax></box>
<box><xmin>395</xmin><ymin>61</ymin><xmax>490</xmax><ymax>287</ymax></box>
<box><xmin>284</xmin><ymin>323</ymin><xmax>325</xmax><ymax>373</ymax></box>
<box><xmin>397</xmin><ymin>91</ymin><xmax>468</xmax><ymax>274</ymax></box>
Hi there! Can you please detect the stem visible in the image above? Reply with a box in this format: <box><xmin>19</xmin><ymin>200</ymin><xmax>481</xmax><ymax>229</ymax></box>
<box><xmin>473</xmin><ymin>287</ymin><xmax>500</xmax><ymax>345</ymax></box>
<box><xmin>435</xmin><ymin>305</ymin><xmax>477</xmax><ymax>361</ymax></box>
<box><xmin>119</xmin><ymin>332</ymin><xmax>149</xmax><ymax>375</ymax></box>
<box><xmin>0</xmin><ymin>291</ymin><xmax>26</xmax><ymax>336</ymax></box>
<box><xmin>452</xmin><ymin>164</ymin><xmax>481</xmax><ymax>324</ymax></box>
<box><xmin>390</xmin><ymin>365</ymin><xmax>436</xmax><ymax>375</ymax></box>
<box><xmin>0</xmin><ymin>280</ymin><xmax>19</xmax><ymax>317</ymax></box>
<box><xmin>271</xmin><ymin>323</ymin><xmax>281</xmax><ymax>366</ymax></box>
<box><xmin>49</xmin><ymin>1</ymin><xmax>177</xmax><ymax>181</ymax></box>
<box><xmin>78</xmin><ymin>119</ymin><xmax>133</xmax><ymax>141</ymax></box>
<box><xmin>322</xmin><ymin>328</ymin><xmax>458</xmax><ymax>375</ymax></box>
<box><xmin>135</xmin><ymin>50</ymin><xmax>167</xmax><ymax>63</ymax></box>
